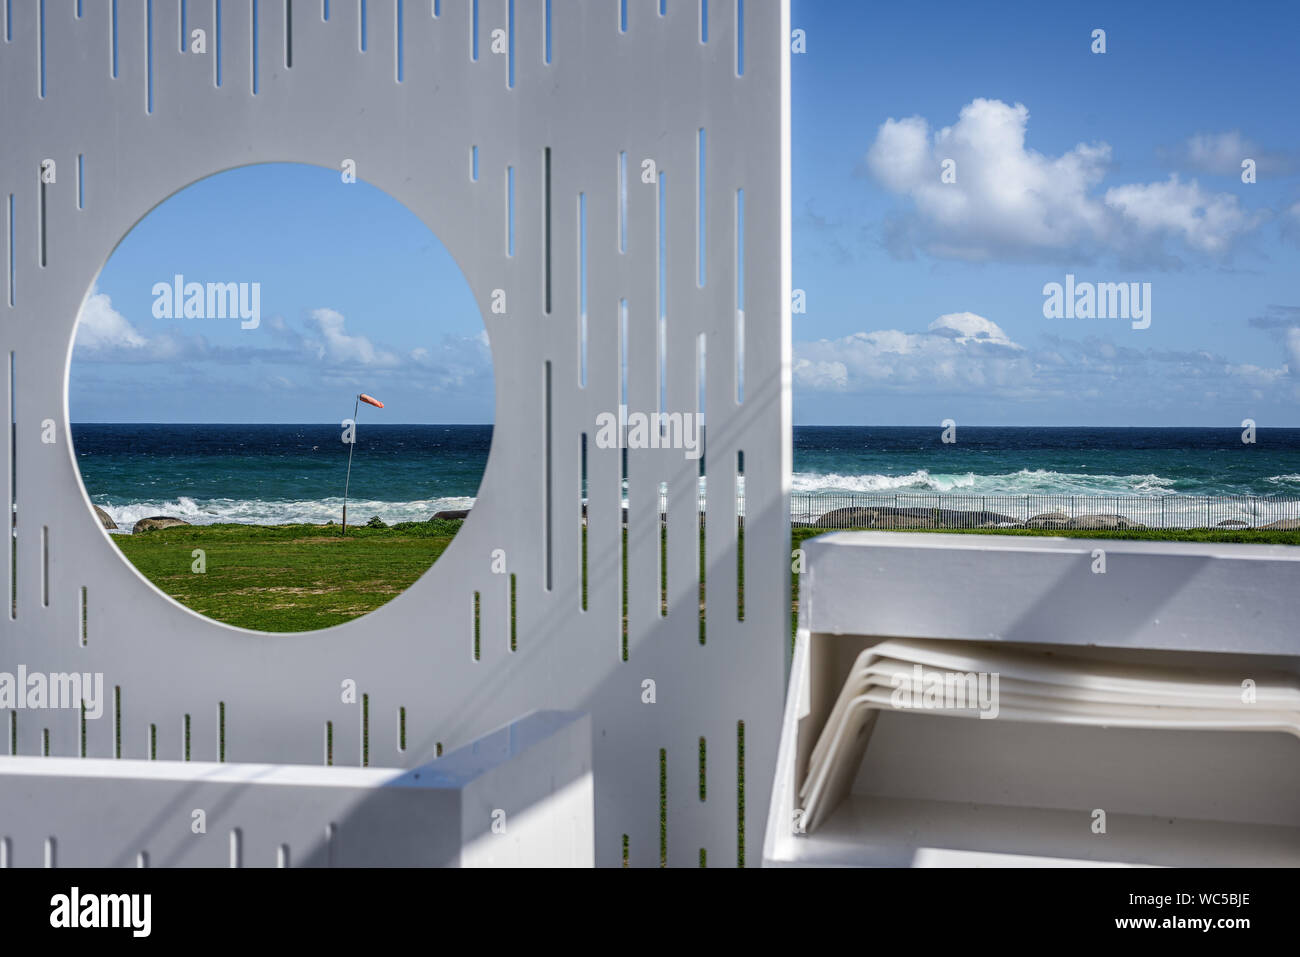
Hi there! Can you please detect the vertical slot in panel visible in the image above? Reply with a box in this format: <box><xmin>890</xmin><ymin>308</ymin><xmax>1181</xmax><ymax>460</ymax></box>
<box><xmin>580</xmin><ymin>433</ymin><xmax>587</xmax><ymax>610</ymax></box>
<box><xmin>7</xmin><ymin>195</ymin><xmax>14</xmax><ymax>305</ymax></box>
<box><xmin>42</xmin><ymin>728</ymin><xmax>49</xmax><ymax>756</ymax></box>
<box><xmin>735</xmin><ymin>0</ymin><xmax>743</xmax><ymax>75</ymax></box>
<box><xmin>619</xmin><ymin>300</ymin><xmax>628</xmax><ymax>660</ymax></box>
<box><xmin>0</xmin><ymin>837</ymin><xmax>9</xmax><ymax>868</ymax></box>
<box><xmin>79</xmin><ymin>586</ymin><xmax>87</xmax><ymax>645</ymax></box>
<box><xmin>543</xmin><ymin>0</ymin><xmax>550</xmax><ymax>62</ymax></box>
<box><xmin>574</xmin><ymin>191</ymin><xmax>585</xmax><ymax>384</ymax></box>
<box><xmin>658</xmin><ymin>748</ymin><xmax>667</xmax><ymax>867</ymax></box>
<box><xmin>112</xmin><ymin>0</ymin><xmax>119</xmax><ymax>77</ymax></box>
<box><xmin>251</xmin><ymin>0</ymin><xmax>259</xmax><ymax>92</ymax></box>
<box><xmin>736</xmin><ymin>451</ymin><xmax>743</xmax><ymax>620</ymax></box>
<box><xmin>180</xmin><ymin>0</ymin><xmax>186</xmax><ymax>50</ymax></box>
<box><xmin>698</xmin><ymin>736</ymin><xmax>706</xmax><ymax>800</ymax></box>
<box><xmin>285</xmin><ymin>0</ymin><xmax>292</xmax><ymax>67</ymax></box>
<box><xmin>38</xmin><ymin>0</ymin><xmax>45</xmax><ymax>97</ymax></box>
<box><xmin>619</xmin><ymin>0</ymin><xmax>626</xmax><ymax>32</ymax></box>
<box><xmin>737</xmin><ymin>719</ymin><xmax>745</xmax><ymax>866</ymax></box>
<box><xmin>229</xmin><ymin>829</ymin><xmax>242</xmax><ymax>868</ymax></box>
<box><xmin>184</xmin><ymin>713</ymin><xmax>191</xmax><ymax>760</ymax></box>
<box><xmin>506</xmin><ymin>165</ymin><xmax>514</xmax><ymax>256</ymax></box>
<box><xmin>324</xmin><ymin>720</ymin><xmax>333</xmax><ymax>765</ymax></box>
<box><xmin>507</xmin><ymin>0</ymin><xmax>514</xmax><ymax>87</ymax></box>
<box><xmin>700</xmin><ymin>0</ymin><xmax>708</xmax><ymax>42</ymax></box>
<box><xmin>697</xmin><ymin>333</ymin><xmax>706</xmax><ymax>644</ymax></box>
<box><xmin>660</xmin><ymin>481</ymin><xmax>667</xmax><ymax>617</ymax></box>
<box><xmin>77</xmin><ymin>155</ymin><xmax>84</xmax><ymax>209</ymax></box>
<box><xmin>80</xmin><ymin>703</ymin><xmax>86</xmax><ymax>756</ymax></box>
<box><xmin>735</xmin><ymin>188</ymin><xmax>744</xmax><ymax>403</ymax></box>
<box><xmin>621</xmin><ymin>834</ymin><xmax>628</xmax><ymax>867</ymax></box>
<box><xmin>40</xmin><ymin>525</ymin><xmax>47</xmax><ymax>606</ymax></box>
<box><xmin>149</xmin><ymin>723</ymin><xmax>156</xmax><ymax>759</ymax></box>
<box><xmin>147</xmin><ymin>0</ymin><xmax>154</xmax><ymax>111</ymax></box>
<box><xmin>543</xmin><ymin>148</ymin><xmax>552</xmax><ymax>313</ymax></box>
<box><xmin>214</xmin><ymin>0</ymin><xmax>222</xmax><ymax>86</ymax></box>
<box><xmin>9</xmin><ymin>351</ymin><xmax>15</xmax><ymax>621</ymax></box>
<box><xmin>697</xmin><ymin>128</ymin><xmax>706</xmax><ymax>286</ymax></box>
<box><xmin>7</xmin><ymin>712</ymin><xmax>14</xmax><ymax>754</ymax></box>
<box><xmin>396</xmin><ymin>0</ymin><xmax>403</xmax><ymax>80</ymax></box>
<box><xmin>398</xmin><ymin>705</ymin><xmax>405</xmax><ymax>752</ymax></box>
<box><xmin>39</xmin><ymin>174</ymin><xmax>46</xmax><ymax>268</ymax></box>
<box><xmin>657</xmin><ymin>173</ymin><xmax>667</xmax><ymax>419</ymax></box>
<box><xmin>44</xmin><ymin>838</ymin><xmax>55</xmax><ymax>868</ymax></box>
<box><xmin>361</xmin><ymin>692</ymin><xmax>369</xmax><ymax>766</ymax></box>
<box><xmin>618</xmin><ymin>151</ymin><xmax>627</xmax><ymax>254</ymax></box>
<box><xmin>277</xmin><ymin>844</ymin><xmax>290</xmax><ymax>868</ymax></box>
<box><xmin>470</xmin><ymin>145</ymin><xmax>478</xmax><ymax>181</ymax></box>
<box><xmin>114</xmin><ymin>686</ymin><xmax>121</xmax><ymax>758</ymax></box>
<box><xmin>218</xmin><ymin>700</ymin><xmax>226</xmax><ymax>761</ymax></box>
<box><xmin>358</xmin><ymin>0</ymin><xmax>366</xmax><ymax>50</ymax></box>
<box><xmin>472</xmin><ymin>590</ymin><xmax>480</xmax><ymax>659</ymax></box>
<box><xmin>543</xmin><ymin>360</ymin><xmax>553</xmax><ymax>591</ymax></box>
<box><xmin>509</xmin><ymin>572</ymin><xmax>517</xmax><ymax>651</ymax></box>
<box><xmin>137</xmin><ymin>852</ymin><xmax>149</xmax><ymax>867</ymax></box>
<box><xmin>470</xmin><ymin>0</ymin><xmax>476</xmax><ymax>59</ymax></box>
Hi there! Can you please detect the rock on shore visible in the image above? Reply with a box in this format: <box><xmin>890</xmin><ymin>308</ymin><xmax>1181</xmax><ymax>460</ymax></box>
<box><xmin>813</xmin><ymin>506</ymin><xmax>1020</xmax><ymax>530</ymax></box>
<box><xmin>1261</xmin><ymin>518</ymin><xmax>1300</xmax><ymax>530</ymax></box>
<box><xmin>92</xmin><ymin>505</ymin><xmax>117</xmax><ymax>530</ymax></box>
<box><xmin>1066</xmin><ymin>513</ymin><xmax>1147</xmax><ymax>530</ymax></box>
<box><xmin>132</xmin><ymin>516</ymin><xmax>191</xmax><ymax>534</ymax></box>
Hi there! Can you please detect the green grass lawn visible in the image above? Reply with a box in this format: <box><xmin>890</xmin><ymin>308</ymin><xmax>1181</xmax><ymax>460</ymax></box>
<box><xmin>117</xmin><ymin>520</ymin><xmax>1300</xmax><ymax>633</ymax></box>
<box><xmin>113</xmin><ymin>520</ymin><xmax>462</xmax><ymax>632</ymax></box>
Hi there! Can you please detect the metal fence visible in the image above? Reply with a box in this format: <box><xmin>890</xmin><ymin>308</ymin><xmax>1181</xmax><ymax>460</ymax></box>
<box><xmin>783</xmin><ymin>493</ymin><xmax>1300</xmax><ymax>530</ymax></box>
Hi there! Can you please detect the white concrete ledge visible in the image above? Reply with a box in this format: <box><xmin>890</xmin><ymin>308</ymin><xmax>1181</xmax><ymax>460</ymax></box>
<box><xmin>0</xmin><ymin>709</ymin><xmax>592</xmax><ymax>867</ymax></box>
<box><xmin>801</xmin><ymin>532</ymin><xmax>1300</xmax><ymax>655</ymax></box>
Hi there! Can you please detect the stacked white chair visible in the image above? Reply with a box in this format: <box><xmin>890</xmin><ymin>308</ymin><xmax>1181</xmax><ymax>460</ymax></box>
<box><xmin>798</xmin><ymin>639</ymin><xmax>1300</xmax><ymax>834</ymax></box>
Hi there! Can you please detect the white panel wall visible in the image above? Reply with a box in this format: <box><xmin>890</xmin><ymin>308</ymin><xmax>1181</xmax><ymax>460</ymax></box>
<box><xmin>0</xmin><ymin>0</ymin><xmax>791</xmax><ymax>867</ymax></box>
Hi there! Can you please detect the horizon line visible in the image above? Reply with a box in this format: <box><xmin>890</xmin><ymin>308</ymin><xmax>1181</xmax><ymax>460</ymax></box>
<box><xmin>66</xmin><ymin>422</ymin><xmax>1300</xmax><ymax>430</ymax></box>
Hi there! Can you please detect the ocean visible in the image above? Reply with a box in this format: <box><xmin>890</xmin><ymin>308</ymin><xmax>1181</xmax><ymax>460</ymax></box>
<box><xmin>72</xmin><ymin>424</ymin><xmax>1300</xmax><ymax>530</ymax></box>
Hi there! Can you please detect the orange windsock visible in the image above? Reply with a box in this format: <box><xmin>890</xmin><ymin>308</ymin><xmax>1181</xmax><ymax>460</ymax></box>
<box><xmin>359</xmin><ymin>393</ymin><xmax>384</xmax><ymax>409</ymax></box>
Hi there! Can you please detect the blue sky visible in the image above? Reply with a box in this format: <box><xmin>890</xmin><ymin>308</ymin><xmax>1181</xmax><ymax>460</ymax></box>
<box><xmin>70</xmin><ymin>165</ymin><xmax>491</xmax><ymax>423</ymax></box>
<box><xmin>72</xmin><ymin>0</ymin><xmax>1300</xmax><ymax>425</ymax></box>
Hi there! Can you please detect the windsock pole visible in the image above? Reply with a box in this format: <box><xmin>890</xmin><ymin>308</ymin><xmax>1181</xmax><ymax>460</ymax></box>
<box><xmin>341</xmin><ymin>392</ymin><xmax>385</xmax><ymax>536</ymax></box>
<box><xmin>341</xmin><ymin>395</ymin><xmax>359</xmax><ymax>536</ymax></box>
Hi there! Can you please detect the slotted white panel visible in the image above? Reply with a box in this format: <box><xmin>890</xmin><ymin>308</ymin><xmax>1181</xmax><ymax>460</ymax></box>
<box><xmin>0</xmin><ymin>0</ymin><xmax>790</xmax><ymax>866</ymax></box>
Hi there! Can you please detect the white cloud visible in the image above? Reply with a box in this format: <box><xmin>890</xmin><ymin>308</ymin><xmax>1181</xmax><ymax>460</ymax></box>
<box><xmin>305</xmin><ymin>308</ymin><xmax>399</xmax><ymax>366</ymax></box>
<box><xmin>927</xmin><ymin>311</ymin><xmax>1022</xmax><ymax>347</ymax></box>
<box><xmin>793</xmin><ymin>312</ymin><xmax>1032</xmax><ymax>394</ymax></box>
<box><xmin>794</xmin><ymin>311</ymin><xmax>1299</xmax><ymax>406</ymax></box>
<box><xmin>1104</xmin><ymin>175</ymin><xmax>1266</xmax><ymax>256</ymax></box>
<box><xmin>1184</xmin><ymin>131</ymin><xmax>1251</xmax><ymax>175</ymax></box>
<box><xmin>1171</xmin><ymin>131</ymin><xmax>1297</xmax><ymax>176</ymax></box>
<box><xmin>407</xmin><ymin>329</ymin><xmax>493</xmax><ymax>390</ymax></box>
<box><xmin>74</xmin><ymin>291</ymin><xmax>148</xmax><ymax>351</ymax></box>
<box><xmin>864</xmin><ymin>99</ymin><xmax>1266</xmax><ymax>263</ymax></box>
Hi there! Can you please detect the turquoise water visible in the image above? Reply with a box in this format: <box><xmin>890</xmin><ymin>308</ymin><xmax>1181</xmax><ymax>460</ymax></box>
<box><xmin>71</xmin><ymin>424</ymin><xmax>1300</xmax><ymax>528</ymax></box>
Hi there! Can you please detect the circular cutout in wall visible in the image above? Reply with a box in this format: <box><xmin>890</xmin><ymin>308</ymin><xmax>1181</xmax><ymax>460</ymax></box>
<box><xmin>69</xmin><ymin>163</ymin><xmax>493</xmax><ymax>632</ymax></box>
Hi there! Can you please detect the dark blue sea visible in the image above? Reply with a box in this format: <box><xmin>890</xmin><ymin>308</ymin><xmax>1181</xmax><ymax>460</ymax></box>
<box><xmin>71</xmin><ymin>424</ymin><xmax>1300</xmax><ymax>528</ymax></box>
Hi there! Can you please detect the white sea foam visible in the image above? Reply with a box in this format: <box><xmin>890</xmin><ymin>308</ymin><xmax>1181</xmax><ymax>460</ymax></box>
<box><xmin>96</xmin><ymin>496</ymin><xmax>476</xmax><ymax>531</ymax></box>
<box><xmin>790</xmin><ymin>468</ymin><xmax>1179</xmax><ymax>496</ymax></box>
